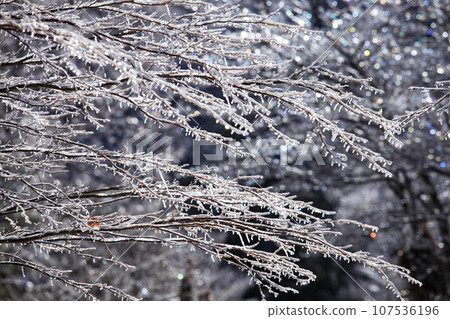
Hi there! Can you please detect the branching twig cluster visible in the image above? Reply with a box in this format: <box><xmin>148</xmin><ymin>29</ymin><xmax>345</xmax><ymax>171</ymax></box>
<box><xmin>0</xmin><ymin>0</ymin><xmax>424</xmax><ymax>300</ymax></box>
